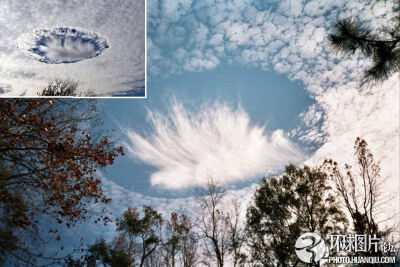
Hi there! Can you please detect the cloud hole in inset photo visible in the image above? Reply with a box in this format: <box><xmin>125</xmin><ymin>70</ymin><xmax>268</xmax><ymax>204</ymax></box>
<box><xmin>16</xmin><ymin>27</ymin><xmax>109</xmax><ymax>64</ymax></box>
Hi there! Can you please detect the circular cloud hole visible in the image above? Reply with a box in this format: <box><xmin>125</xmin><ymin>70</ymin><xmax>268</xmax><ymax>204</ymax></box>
<box><xmin>17</xmin><ymin>27</ymin><xmax>109</xmax><ymax>64</ymax></box>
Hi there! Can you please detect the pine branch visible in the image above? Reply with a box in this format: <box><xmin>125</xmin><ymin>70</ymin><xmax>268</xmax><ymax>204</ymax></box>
<box><xmin>328</xmin><ymin>18</ymin><xmax>375</xmax><ymax>56</ymax></box>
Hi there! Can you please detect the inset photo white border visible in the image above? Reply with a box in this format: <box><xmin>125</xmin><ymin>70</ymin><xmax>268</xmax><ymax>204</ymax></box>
<box><xmin>0</xmin><ymin>0</ymin><xmax>146</xmax><ymax>98</ymax></box>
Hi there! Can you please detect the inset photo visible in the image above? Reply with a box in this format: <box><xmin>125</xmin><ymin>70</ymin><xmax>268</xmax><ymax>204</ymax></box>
<box><xmin>0</xmin><ymin>0</ymin><xmax>145</xmax><ymax>97</ymax></box>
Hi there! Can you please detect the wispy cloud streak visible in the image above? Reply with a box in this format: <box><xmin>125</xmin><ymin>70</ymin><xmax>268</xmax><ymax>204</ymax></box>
<box><xmin>125</xmin><ymin>101</ymin><xmax>304</xmax><ymax>189</ymax></box>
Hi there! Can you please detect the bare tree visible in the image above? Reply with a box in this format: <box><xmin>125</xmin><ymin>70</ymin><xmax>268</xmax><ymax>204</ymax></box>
<box><xmin>227</xmin><ymin>199</ymin><xmax>247</xmax><ymax>267</ymax></box>
<box><xmin>81</xmin><ymin>209</ymin><xmax>199</xmax><ymax>267</ymax></box>
<box><xmin>38</xmin><ymin>79</ymin><xmax>93</xmax><ymax>97</ymax></box>
<box><xmin>195</xmin><ymin>176</ymin><xmax>246</xmax><ymax>267</ymax></box>
<box><xmin>179</xmin><ymin>221</ymin><xmax>198</xmax><ymax>267</ymax></box>
<box><xmin>148</xmin><ymin>245</ymin><xmax>163</xmax><ymax>267</ymax></box>
<box><xmin>162</xmin><ymin>212</ymin><xmax>198</xmax><ymax>267</ymax></box>
<box><xmin>324</xmin><ymin>138</ymin><xmax>396</xmax><ymax>256</ymax></box>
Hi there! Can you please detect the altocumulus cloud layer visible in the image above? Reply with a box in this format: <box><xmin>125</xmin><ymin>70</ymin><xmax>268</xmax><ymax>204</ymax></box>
<box><xmin>146</xmin><ymin>0</ymin><xmax>399</xmax><ymax>207</ymax></box>
<box><xmin>54</xmin><ymin>175</ymin><xmax>257</xmax><ymax>254</ymax></box>
<box><xmin>55</xmin><ymin>1</ymin><xmax>398</xmax><ymax>249</ymax></box>
<box><xmin>53</xmin><ymin>0</ymin><xmax>398</xmax><ymax>244</ymax></box>
<box><xmin>94</xmin><ymin>0</ymin><xmax>399</xmax><ymax>229</ymax></box>
<box><xmin>125</xmin><ymin>101</ymin><xmax>304</xmax><ymax>189</ymax></box>
<box><xmin>0</xmin><ymin>0</ymin><xmax>144</xmax><ymax>96</ymax></box>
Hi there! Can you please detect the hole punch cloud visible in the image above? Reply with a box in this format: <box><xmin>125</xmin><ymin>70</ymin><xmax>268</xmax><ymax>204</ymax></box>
<box><xmin>125</xmin><ymin>101</ymin><xmax>304</xmax><ymax>189</ymax></box>
<box><xmin>16</xmin><ymin>27</ymin><xmax>109</xmax><ymax>64</ymax></box>
<box><xmin>1</xmin><ymin>0</ymin><xmax>145</xmax><ymax>96</ymax></box>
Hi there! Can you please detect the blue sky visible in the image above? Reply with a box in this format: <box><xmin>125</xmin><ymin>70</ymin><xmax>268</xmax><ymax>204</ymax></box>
<box><xmin>96</xmin><ymin>0</ymin><xmax>399</xmax><ymax>201</ymax></box>
<box><xmin>94</xmin><ymin>0</ymin><xmax>399</xmax><ymax>220</ymax></box>
<box><xmin>19</xmin><ymin>0</ymin><xmax>399</xmax><ymax>261</ymax></box>
<box><xmin>101</xmin><ymin>64</ymin><xmax>314</xmax><ymax>198</ymax></box>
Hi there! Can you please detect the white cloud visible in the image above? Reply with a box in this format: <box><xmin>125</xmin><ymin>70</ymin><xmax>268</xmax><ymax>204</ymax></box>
<box><xmin>124</xmin><ymin>100</ymin><xmax>304</xmax><ymax>189</ymax></box>
<box><xmin>279</xmin><ymin>0</ymin><xmax>304</xmax><ymax>17</ymax></box>
<box><xmin>183</xmin><ymin>50</ymin><xmax>220</xmax><ymax>72</ymax></box>
<box><xmin>49</xmin><ymin>1</ymin><xmax>399</xmax><ymax>253</ymax></box>
<box><xmin>59</xmin><ymin>173</ymin><xmax>257</xmax><ymax>256</ymax></box>
<box><xmin>101</xmin><ymin>175</ymin><xmax>257</xmax><ymax>224</ymax></box>
<box><xmin>148</xmin><ymin>0</ymin><xmax>399</xmax><ymax>218</ymax></box>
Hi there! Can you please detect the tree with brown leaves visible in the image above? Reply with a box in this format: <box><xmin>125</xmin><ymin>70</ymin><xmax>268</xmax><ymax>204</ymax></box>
<box><xmin>0</xmin><ymin>99</ymin><xmax>124</xmax><ymax>264</ymax></box>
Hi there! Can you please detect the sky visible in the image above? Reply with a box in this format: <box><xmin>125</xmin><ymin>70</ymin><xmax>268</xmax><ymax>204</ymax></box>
<box><xmin>98</xmin><ymin>0</ymin><xmax>399</xmax><ymax>209</ymax></box>
<box><xmin>0</xmin><ymin>0</ymin><xmax>145</xmax><ymax>96</ymax></box>
<box><xmin>17</xmin><ymin>0</ymin><xmax>399</xmax><ymax>260</ymax></box>
<box><xmin>100</xmin><ymin>66</ymin><xmax>313</xmax><ymax>197</ymax></box>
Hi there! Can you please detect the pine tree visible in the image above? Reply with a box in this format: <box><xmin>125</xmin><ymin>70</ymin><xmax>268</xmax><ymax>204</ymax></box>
<box><xmin>327</xmin><ymin>2</ymin><xmax>400</xmax><ymax>83</ymax></box>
